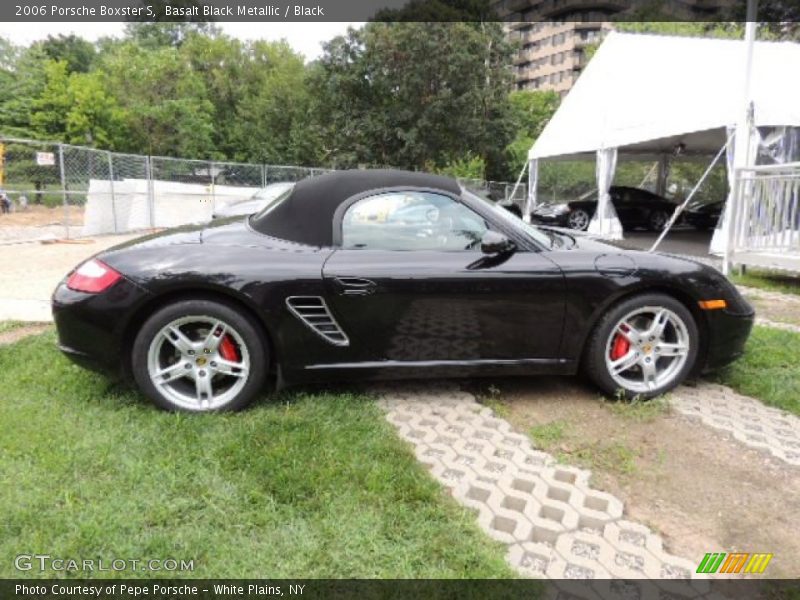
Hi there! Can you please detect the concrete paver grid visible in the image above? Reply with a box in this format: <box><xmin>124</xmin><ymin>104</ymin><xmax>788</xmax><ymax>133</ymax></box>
<box><xmin>375</xmin><ymin>382</ymin><xmax>707</xmax><ymax>589</ymax></box>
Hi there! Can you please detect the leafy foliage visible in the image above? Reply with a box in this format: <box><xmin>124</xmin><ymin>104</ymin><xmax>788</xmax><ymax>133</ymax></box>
<box><xmin>504</xmin><ymin>90</ymin><xmax>560</xmax><ymax>178</ymax></box>
<box><xmin>2</xmin><ymin>20</ymin><xmax>793</xmax><ymax>178</ymax></box>
<box><xmin>310</xmin><ymin>22</ymin><xmax>516</xmax><ymax>177</ymax></box>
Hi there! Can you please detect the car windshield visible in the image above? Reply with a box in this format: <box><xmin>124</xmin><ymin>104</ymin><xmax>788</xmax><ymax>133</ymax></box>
<box><xmin>461</xmin><ymin>189</ymin><xmax>553</xmax><ymax>248</ymax></box>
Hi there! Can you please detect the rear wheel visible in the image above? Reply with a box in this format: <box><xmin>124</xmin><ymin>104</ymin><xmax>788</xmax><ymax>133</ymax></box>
<box><xmin>132</xmin><ymin>299</ymin><xmax>268</xmax><ymax>411</ymax></box>
<box><xmin>567</xmin><ymin>208</ymin><xmax>591</xmax><ymax>231</ymax></box>
<box><xmin>584</xmin><ymin>293</ymin><xmax>698</xmax><ymax>399</ymax></box>
<box><xmin>648</xmin><ymin>209</ymin><xmax>669</xmax><ymax>231</ymax></box>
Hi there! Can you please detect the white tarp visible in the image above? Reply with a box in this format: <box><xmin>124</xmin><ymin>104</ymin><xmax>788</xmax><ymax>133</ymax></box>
<box><xmin>83</xmin><ymin>179</ymin><xmax>260</xmax><ymax>236</ymax></box>
<box><xmin>529</xmin><ymin>32</ymin><xmax>800</xmax><ymax>161</ymax></box>
<box><xmin>588</xmin><ymin>147</ymin><xmax>623</xmax><ymax>239</ymax></box>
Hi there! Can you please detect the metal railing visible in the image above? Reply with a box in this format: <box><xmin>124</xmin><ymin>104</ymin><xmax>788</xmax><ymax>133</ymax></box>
<box><xmin>726</xmin><ymin>162</ymin><xmax>800</xmax><ymax>272</ymax></box>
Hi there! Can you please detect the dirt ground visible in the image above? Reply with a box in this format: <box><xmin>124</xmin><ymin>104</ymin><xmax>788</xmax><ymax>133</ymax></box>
<box><xmin>0</xmin><ymin>233</ymin><xmax>142</xmax><ymax>320</ymax></box>
<box><xmin>740</xmin><ymin>289</ymin><xmax>800</xmax><ymax>327</ymax></box>
<box><xmin>0</xmin><ymin>323</ymin><xmax>51</xmax><ymax>345</ymax></box>
<box><xmin>475</xmin><ymin>376</ymin><xmax>800</xmax><ymax>578</ymax></box>
<box><xmin>0</xmin><ymin>204</ymin><xmax>84</xmax><ymax>227</ymax></box>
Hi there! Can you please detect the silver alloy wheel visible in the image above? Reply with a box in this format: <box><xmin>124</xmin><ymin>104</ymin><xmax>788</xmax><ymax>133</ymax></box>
<box><xmin>146</xmin><ymin>315</ymin><xmax>251</xmax><ymax>411</ymax></box>
<box><xmin>604</xmin><ymin>305</ymin><xmax>690</xmax><ymax>395</ymax></box>
<box><xmin>568</xmin><ymin>209</ymin><xmax>590</xmax><ymax>230</ymax></box>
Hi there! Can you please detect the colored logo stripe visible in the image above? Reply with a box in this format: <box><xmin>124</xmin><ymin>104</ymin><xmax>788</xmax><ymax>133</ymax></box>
<box><xmin>720</xmin><ymin>553</ymin><xmax>749</xmax><ymax>574</ymax></box>
<box><xmin>697</xmin><ymin>553</ymin><xmax>726</xmax><ymax>574</ymax></box>
<box><xmin>744</xmin><ymin>553</ymin><xmax>773</xmax><ymax>574</ymax></box>
<box><xmin>697</xmin><ymin>552</ymin><xmax>773</xmax><ymax>574</ymax></box>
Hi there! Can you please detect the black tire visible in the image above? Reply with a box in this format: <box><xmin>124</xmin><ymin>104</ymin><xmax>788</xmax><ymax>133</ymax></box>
<box><xmin>567</xmin><ymin>208</ymin><xmax>591</xmax><ymax>231</ymax></box>
<box><xmin>583</xmin><ymin>293</ymin><xmax>699</xmax><ymax>400</ymax></box>
<box><xmin>131</xmin><ymin>299</ymin><xmax>268</xmax><ymax>412</ymax></box>
<box><xmin>647</xmin><ymin>210</ymin><xmax>669</xmax><ymax>232</ymax></box>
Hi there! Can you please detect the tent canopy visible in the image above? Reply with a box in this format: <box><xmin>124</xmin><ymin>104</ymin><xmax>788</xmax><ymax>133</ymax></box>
<box><xmin>529</xmin><ymin>32</ymin><xmax>800</xmax><ymax>161</ymax></box>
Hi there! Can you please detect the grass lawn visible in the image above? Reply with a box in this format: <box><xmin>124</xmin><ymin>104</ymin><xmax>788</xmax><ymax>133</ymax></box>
<box><xmin>713</xmin><ymin>325</ymin><xmax>800</xmax><ymax>416</ymax></box>
<box><xmin>731</xmin><ymin>268</ymin><xmax>800</xmax><ymax>297</ymax></box>
<box><xmin>0</xmin><ymin>331</ymin><xmax>513</xmax><ymax>579</ymax></box>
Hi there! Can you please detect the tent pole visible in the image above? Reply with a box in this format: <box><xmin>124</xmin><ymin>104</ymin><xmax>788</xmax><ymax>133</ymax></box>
<box><xmin>649</xmin><ymin>136</ymin><xmax>732</xmax><ymax>253</ymax></box>
<box><xmin>724</xmin><ymin>1</ymin><xmax>758</xmax><ymax>276</ymax></box>
<box><xmin>656</xmin><ymin>155</ymin><xmax>669</xmax><ymax>197</ymax></box>
<box><xmin>508</xmin><ymin>159</ymin><xmax>528</xmax><ymax>214</ymax></box>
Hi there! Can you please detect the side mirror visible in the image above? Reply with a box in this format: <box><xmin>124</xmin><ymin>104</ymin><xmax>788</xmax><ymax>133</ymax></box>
<box><xmin>480</xmin><ymin>230</ymin><xmax>516</xmax><ymax>255</ymax></box>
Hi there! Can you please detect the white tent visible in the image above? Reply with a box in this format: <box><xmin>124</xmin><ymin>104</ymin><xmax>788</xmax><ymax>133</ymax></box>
<box><xmin>526</xmin><ymin>32</ymin><xmax>800</xmax><ymax>239</ymax></box>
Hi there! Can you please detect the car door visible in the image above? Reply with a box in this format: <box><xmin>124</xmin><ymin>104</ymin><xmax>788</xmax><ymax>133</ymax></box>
<box><xmin>321</xmin><ymin>190</ymin><xmax>565</xmax><ymax>365</ymax></box>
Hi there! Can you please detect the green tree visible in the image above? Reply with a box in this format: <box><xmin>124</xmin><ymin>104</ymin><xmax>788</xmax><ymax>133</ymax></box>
<box><xmin>35</xmin><ymin>34</ymin><xmax>96</xmax><ymax>73</ymax></box>
<box><xmin>65</xmin><ymin>71</ymin><xmax>127</xmax><ymax>149</ymax></box>
<box><xmin>312</xmin><ymin>22</ymin><xmax>515</xmax><ymax>177</ymax></box>
<box><xmin>435</xmin><ymin>153</ymin><xmax>486</xmax><ymax>180</ymax></box>
<box><xmin>0</xmin><ymin>43</ymin><xmax>49</xmax><ymax>138</ymax></box>
<box><xmin>124</xmin><ymin>15</ymin><xmax>220</xmax><ymax>49</ymax></box>
<box><xmin>179</xmin><ymin>34</ymin><xmax>314</xmax><ymax>165</ymax></box>
<box><xmin>504</xmin><ymin>90</ymin><xmax>560</xmax><ymax>178</ymax></box>
<box><xmin>98</xmin><ymin>42</ymin><xmax>216</xmax><ymax>157</ymax></box>
<box><xmin>30</xmin><ymin>60</ymin><xmax>71</xmax><ymax>139</ymax></box>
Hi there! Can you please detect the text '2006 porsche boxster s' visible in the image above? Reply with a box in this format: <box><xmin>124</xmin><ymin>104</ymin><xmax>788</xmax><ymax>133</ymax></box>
<box><xmin>53</xmin><ymin>169</ymin><xmax>753</xmax><ymax>412</ymax></box>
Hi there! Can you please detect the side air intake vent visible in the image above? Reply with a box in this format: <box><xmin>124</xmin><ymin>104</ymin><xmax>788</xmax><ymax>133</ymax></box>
<box><xmin>286</xmin><ymin>296</ymin><xmax>349</xmax><ymax>347</ymax></box>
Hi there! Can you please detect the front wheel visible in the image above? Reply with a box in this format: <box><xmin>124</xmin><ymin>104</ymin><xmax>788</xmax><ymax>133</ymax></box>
<box><xmin>132</xmin><ymin>299</ymin><xmax>268</xmax><ymax>411</ymax></box>
<box><xmin>584</xmin><ymin>293</ymin><xmax>698</xmax><ymax>399</ymax></box>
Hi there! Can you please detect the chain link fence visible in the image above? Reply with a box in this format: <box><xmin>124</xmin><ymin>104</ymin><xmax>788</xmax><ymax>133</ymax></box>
<box><xmin>1</xmin><ymin>137</ymin><xmax>526</xmax><ymax>243</ymax></box>
<box><xmin>458</xmin><ymin>178</ymin><xmax>528</xmax><ymax>212</ymax></box>
<box><xmin>0</xmin><ymin>138</ymin><xmax>333</xmax><ymax>242</ymax></box>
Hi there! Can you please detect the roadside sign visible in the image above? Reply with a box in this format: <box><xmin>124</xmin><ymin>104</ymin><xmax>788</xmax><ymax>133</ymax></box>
<box><xmin>36</xmin><ymin>152</ymin><xmax>56</xmax><ymax>166</ymax></box>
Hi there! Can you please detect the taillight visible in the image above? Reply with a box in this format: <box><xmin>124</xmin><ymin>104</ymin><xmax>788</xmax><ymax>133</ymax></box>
<box><xmin>66</xmin><ymin>259</ymin><xmax>122</xmax><ymax>293</ymax></box>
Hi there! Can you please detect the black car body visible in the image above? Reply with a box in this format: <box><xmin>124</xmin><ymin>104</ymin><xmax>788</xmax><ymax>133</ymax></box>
<box><xmin>684</xmin><ymin>200</ymin><xmax>723</xmax><ymax>231</ymax></box>
<box><xmin>53</xmin><ymin>170</ymin><xmax>753</xmax><ymax>412</ymax></box>
<box><xmin>531</xmin><ymin>186</ymin><xmax>678</xmax><ymax>232</ymax></box>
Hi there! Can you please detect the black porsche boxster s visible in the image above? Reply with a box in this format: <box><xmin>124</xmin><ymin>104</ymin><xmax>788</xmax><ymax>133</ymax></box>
<box><xmin>53</xmin><ymin>170</ymin><xmax>754</xmax><ymax>412</ymax></box>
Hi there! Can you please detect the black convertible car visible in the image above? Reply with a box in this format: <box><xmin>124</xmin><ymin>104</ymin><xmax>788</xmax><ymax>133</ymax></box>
<box><xmin>531</xmin><ymin>186</ymin><xmax>678</xmax><ymax>232</ymax></box>
<box><xmin>53</xmin><ymin>170</ymin><xmax>753</xmax><ymax>412</ymax></box>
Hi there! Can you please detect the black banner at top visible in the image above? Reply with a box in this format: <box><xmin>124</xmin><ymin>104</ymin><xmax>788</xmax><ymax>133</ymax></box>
<box><xmin>2</xmin><ymin>0</ymin><xmax>777</xmax><ymax>23</ymax></box>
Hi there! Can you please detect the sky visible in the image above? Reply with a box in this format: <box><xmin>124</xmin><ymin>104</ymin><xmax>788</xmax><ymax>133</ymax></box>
<box><xmin>0</xmin><ymin>22</ymin><xmax>363</xmax><ymax>62</ymax></box>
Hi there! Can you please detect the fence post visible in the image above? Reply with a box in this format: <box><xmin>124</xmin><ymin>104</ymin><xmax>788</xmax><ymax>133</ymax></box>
<box><xmin>58</xmin><ymin>143</ymin><xmax>69</xmax><ymax>239</ymax></box>
<box><xmin>261</xmin><ymin>164</ymin><xmax>266</xmax><ymax>188</ymax></box>
<box><xmin>145</xmin><ymin>155</ymin><xmax>155</xmax><ymax>228</ymax></box>
<box><xmin>210</xmin><ymin>160</ymin><xmax>216</xmax><ymax>213</ymax></box>
<box><xmin>723</xmin><ymin>171</ymin><xmax>740</xmax><ymax>276</ymax></box>
<box><xmin>107</xmin><ymin>150</ymin><xmax>118</xmax><ymax>233</ymax></box>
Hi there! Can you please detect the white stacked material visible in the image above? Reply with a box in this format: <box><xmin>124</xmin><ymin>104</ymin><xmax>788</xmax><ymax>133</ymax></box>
<box><xmin>83</xmin><ymin>179</ymin><xmax>259</xmax><ymax>235</ymax></box>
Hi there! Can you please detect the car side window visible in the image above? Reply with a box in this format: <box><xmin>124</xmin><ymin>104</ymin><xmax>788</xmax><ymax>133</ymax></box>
<box><xmin>341</xmin><ymin>191</ymin><xmax>488</xmax><ymax>251</ymax></box>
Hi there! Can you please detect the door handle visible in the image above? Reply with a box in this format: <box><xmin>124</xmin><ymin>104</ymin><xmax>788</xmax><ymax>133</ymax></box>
<box><xmin>333</xmin><ymin>276</ymin><xmax>377</xmax><ymax>296</ymax></box>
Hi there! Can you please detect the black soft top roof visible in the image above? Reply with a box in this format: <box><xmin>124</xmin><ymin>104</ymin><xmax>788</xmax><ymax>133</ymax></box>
<box><xmin>250</xmin><ymin>169</ymin><xmax>461</xmax><ymax>247</ymax></box>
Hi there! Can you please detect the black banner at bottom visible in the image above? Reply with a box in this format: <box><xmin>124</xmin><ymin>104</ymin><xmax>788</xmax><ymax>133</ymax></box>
<box><xmin>3</xmin><ymin>579</ymin><xmax>800</xmax><ymax>600</ymax></box>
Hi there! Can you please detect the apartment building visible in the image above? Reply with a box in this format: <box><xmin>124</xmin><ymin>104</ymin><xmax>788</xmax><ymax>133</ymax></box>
<box><xmin>492</xmin><ymin>0</ymin><xmax>731</xmax><ymax>95</ymax></box>
<box><xmin>508</xmin><ymin>19</ymin><xmax>609</xmax><ymax>95</ymax></box>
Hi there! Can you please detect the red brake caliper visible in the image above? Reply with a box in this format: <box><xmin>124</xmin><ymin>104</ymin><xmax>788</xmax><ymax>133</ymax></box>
<box><xmin>218</xmin><ymin>334</ymin><xmax>240</xmax><ymax>362</ymax></box>
<box><xmin>610</xmin><ymin>327</ymin><xmax>630</xmax><ymax>361</ymax></box>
